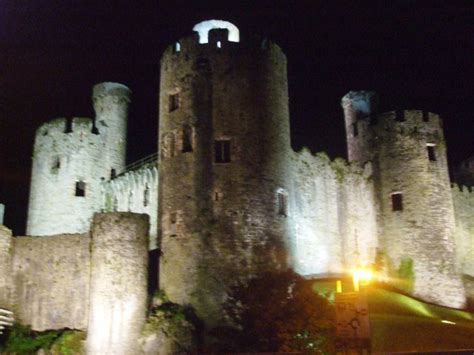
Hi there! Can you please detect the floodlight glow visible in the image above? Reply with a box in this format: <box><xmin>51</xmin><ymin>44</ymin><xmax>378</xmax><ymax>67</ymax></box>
<box><xmin>352</xmin><ymin>266</ymin><xmax>374</xmax><ymax>291</ymax></box>
<box><xmin>441</xmin><ymin>320</ymin><xmax>456</xmax><ymax>325</ymax></box>
<box><xmin>193</xmin><ymin>20</ymin><xmax>240</xmax><ymax>44</ymax></box>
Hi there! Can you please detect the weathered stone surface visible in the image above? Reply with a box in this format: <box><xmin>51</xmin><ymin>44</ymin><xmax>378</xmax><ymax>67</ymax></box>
<box><xmin>102</xmin><ymin>164</ymin><xmax>159</xmax><ymax>249</ymax></box>
<box><xmin>343</xmin><ymin>104</ymin><xmax>465</xmax><ymax>308</ymax></box>
<box><xmin>27</xmin><ymin>83</ymin><xmax>130</xmax><ymax>236</ymax></box>
<box><xmin>0</xmin><ymin>226</ymin><xmax>13</xmax><ymax>309</ymax></box>
<box><xmin>86</xmin><ymin>212</ymin><xmax>149</xmax><ymax>355</ymax></box>
<box><xmin>158</xmin><ymin>29</ymin><xmax>292</xmax><ymax>327</ymax></box>
<box><xmin>11</xmin><ymin>233</ymin><xmax>91</xmax><ymax>330</ymax></box>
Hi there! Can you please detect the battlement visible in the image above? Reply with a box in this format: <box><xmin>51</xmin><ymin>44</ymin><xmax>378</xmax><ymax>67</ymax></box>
<box><xmin>370</xmin><ymin>110</ymin><xmax>443</xmax><ymax>137</ymax></box>
<box><xmin>92</xmin><ymin>82</ymin><xmax>131</xmax><ymax>103</ymax></box>
<box><xmin>161</xmin><ymin>22</ymin><xmax>286</xmax><ymax>68</ymax></box>
<box><xmin>36</xmin><ymin>117</ymin><xmax>96</xmax><ymax>138</ymax></box>
<box><xmin>452</xmin><ymin>183</ymin><xmax>474</xmax><ymax>195</ymax></box>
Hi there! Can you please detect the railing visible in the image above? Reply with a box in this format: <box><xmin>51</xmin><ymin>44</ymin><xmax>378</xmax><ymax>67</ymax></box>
<box><xmin>0</xmin><ymin>308</ymin><xmax>14</xmax><ymax>334</ymax></box>
<box><xmin>114</xmin><ymin>152</ymin><xmax>158</xmax><ymax>179</ymax></box>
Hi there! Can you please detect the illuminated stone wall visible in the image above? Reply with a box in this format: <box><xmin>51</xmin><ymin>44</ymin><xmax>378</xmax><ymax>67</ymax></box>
<box><xmin>289</xmin><ymin>149</ymin><xmax>378</xmax><ymax>277</ymax></box>
<box><xmin>0</xmin><ymin>226</ymin><xmax>13</xmax><ymax>309</ymax></box>
<box><xmin>87</xmin><ymin>213</ymin><xmax>149</xmax><ymax>355</ymax></box>
<box><xmin>452</xmin><ymin>185</ymin><xmax>474</xmax><ymax>277</ymax></box>
<box><xmin>158</xmin><ymin>27</ymin><xmax>292</xmax><ymax>327</ymax></box>
<box><xmin>26</xmin><ymin>83</ymin><xmax>130</xmax><ymax>236</ymax></box>
<box><xmin>11</xmin><ymin>233</ymin><xmax>90</xmax><ymax>331</ymax></box>
<box><xmin>345</xmin><ymin>106</ymin><xmax>465</xmax><ymax>308</ymax></box>
<box><xmin>102</xmin><ymin>164</ymin><xmax>159</xmax><ymax>249</ymax></box>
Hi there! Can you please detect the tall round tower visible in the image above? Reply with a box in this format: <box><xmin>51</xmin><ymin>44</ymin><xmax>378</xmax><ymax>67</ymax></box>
<box><xmin>343</xmin><ymin>91</ymin><xmax>465</xmax><ymax>308</ymax></box>
<box><xmin>27</xmin><ymin>83</ymin><xmax>130</xmax><ymax>236</ymax></box>
<box><xmin>93</xmin><ymin>82</ymin><xmax>131</xmax><ymax>178</ymax></box>
<box><xmin>158</xmin><ymin>20</ymin><xmax>292</xmax><ymax>326</ymax></box>
<box><xmin>341</xmin><ymin>90</ymin><xmax>377</xmax><ymax>163</ymax></box>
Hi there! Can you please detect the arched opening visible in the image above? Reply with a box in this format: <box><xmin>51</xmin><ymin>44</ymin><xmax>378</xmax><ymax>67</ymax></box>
<box><xmin>193</xmin><ymin>20</ymin><xmax>240</xmax><ymax>44</ymax></box>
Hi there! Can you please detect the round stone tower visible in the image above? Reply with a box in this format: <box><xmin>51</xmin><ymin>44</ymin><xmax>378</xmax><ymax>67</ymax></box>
<box><xmin>27</xmin><ymin>83</ymin><xmax>130</xmax><ymax>236</ymax></box>
<box><xmin>93</xmin><ymin>82</ymin><xmax>131</xmax><ymax>178</ymax></box>
<box><xmin>343</xmin><ymin>92</ymin><xmax>465</xmax><ymax>308</ymax></box>
<box><xmin>341</xmin><ymin>90</ymin><xmax>377</xmax><ymax>163</ymax></box>
<box><xmin>158</xmin><ymin>20</ymin><xmax>292</xmax><ymax>326</ymax></box>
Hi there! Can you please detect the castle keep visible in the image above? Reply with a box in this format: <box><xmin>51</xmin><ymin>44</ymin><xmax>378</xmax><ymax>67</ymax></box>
<box><xmin>0</xmin><ymin>20</ymin><xmax>473</xmax><ymax>352</ymax></box>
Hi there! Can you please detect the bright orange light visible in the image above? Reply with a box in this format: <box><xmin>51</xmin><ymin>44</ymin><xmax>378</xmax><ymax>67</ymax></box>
<box><xmin>352</xmin><ymin>266</ymin><xmax>374</xmax><ymax>291</ymax></box>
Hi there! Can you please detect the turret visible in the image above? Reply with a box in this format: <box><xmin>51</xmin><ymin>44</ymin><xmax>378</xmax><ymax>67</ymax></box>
<box><xmin>341</xmin><ymin>90</ymin><xmax>377</xmax><ymax>163</ymax></box>
<box><xmin>27</xmin><ymin>83</ymin><xmax>131</xmax><ymax>236</ymax></box>
<box><xmin>158</xmin><ymin>20</ymin><xmax>292</xmax><ymax>327</ymax></box>
<box><xmin>93</xmin><ymin>82</ymin><xmax>131</xmax><ymax>178</ymax></box>
<box><xmin>342</xmin><ymin>91</ymin><xmax>466</xmax><ymax>308</ymax></box>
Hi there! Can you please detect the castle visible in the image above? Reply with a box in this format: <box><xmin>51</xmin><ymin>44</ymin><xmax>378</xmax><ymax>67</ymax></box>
<box><xmin>1</xmin><ymin>19</ymin><xmax>473</xmax><ymax>353</ymax></box>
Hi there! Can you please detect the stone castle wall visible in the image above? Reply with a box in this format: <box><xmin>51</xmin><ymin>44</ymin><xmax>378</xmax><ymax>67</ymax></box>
<box><xmin>452</xmin><ymin>184</ymin><xmax>474</xmax><ymax>277</ymax></box>
<box><xmin>158</xmin><ymin>28</ymin><xmax>292</xmax><ymax>326</ymax></box>
<box><xmin>11</xmin><ymin>233</ymin><xmax>91</xmax><ymax>330</ymax></box>
<box><xmin>102</xmin><ymin>164</ymin><xmax>159</xmax><ymax>249</ymax></box>
<box><xmin>86</xmin><ymin>213</ymin><xmax>149</xmax><ymax>355</ymax></box>
<box><xmin>27</xmin><ymin>118</ymin><xmax>104</xmax><ymax>236</ymax></box>
<box><xmin>290</xmin><ymin>149</ymin><xmax>378</xmax><ymax>276</ymax></box>
<box><xmin>370</xmin><ymin>110</ymin><xmax>464</xmax><ymax>307</ymax></box>
<box><xmin>27</xmin><ymin>83</ymin><xmax>130</xmax><ymax>237</ymax></box>
<box><xmin>0</xmin><ymin>212</ymin><xmax>148</xmax><ymax>341</ymax></box>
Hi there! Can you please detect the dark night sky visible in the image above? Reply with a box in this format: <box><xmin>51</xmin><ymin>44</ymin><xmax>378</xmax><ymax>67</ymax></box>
<box><xmin>1</xmin><ymin>0</ymin><xmax>473</xmax><ymax>234</ymax></box>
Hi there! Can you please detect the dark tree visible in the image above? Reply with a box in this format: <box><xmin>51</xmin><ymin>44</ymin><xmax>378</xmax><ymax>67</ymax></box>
<box><xmin>211</xmin><ymin>270</ymin><xmax>336</xmax><ymax>353</ymax></box>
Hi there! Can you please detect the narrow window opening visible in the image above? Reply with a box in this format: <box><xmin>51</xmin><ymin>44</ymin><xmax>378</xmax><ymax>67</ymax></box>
<box><xmin>215</xmin><ymin>140</ymin><xmax>231</xmax><ymax>163</ymax></box>
<box><xmin>110</xmin><ymin>168</ymin><xmax>116</xmax><ymax>179</ymax></box>
<box><xmin>422</xmin><ymin>111</ymin><xmax>429</xmax><ymax>122</ymax></box>
<box><xmin>113</xmin><ymin>197</ymin><xmax>118</xmax><ymax>212</ymax></box>
<box><xmin>75</xmin><ymin>181</ymin><xmax>86</xmax><ymax>197</ymax></box>
<box><xmin>144</xmin><ymin>184</ymin><xmax>150</xmax><ymax>207</ymax></box>
<box><xmin>65</xmin><ymin>119</ymin><xmax>73</xmax><ymax>133</ymax></box>
<box><xmin>182</xmin><ymin>125</ymin><xmax>193</xmax><ymax>153</ymax></box>
<box><xmin>169</xmin><ymin>93</ymin><xmax>179</xmax><ymax>112</ymax></box>
<box><xmin>51</xmin><ymin>157</ymin><xmax>61</xmax><ymax>172</ymax></box>
<box><xmin>427</xmin><ymin>144</ymin><xmax>436</xmax><ymax>161</ymax></box>
<box><xmin>391</xmin><ymin>192</ymin><xmax>403</xmax><ymax>211</ymax></box>
<box><xmin>353</xmin><ymin>123</ymin><xmax>358</xmax><ymax>137</ymax></box>
<box><xmin>277</xmin><ymin>191</ymin><xmax>288</xmax><ymax>216</ymax></box>
<box><xmin>170</xmin><ymin>212</ymin><xmax>178</xmax><ymax>237</ymax></box>
<box><xmin>173</xmin><ymin>42</ymin><xmax>181</xmax><ymax>53</ymax></box>
<box><xmin>217</xmin><ymin>41</ymin><xmax>222</xmax><ymax>48</ymax></box>
<box><xmin>214</xmin><ymin>191</ymin><xmax>223</xmax><ymax>201</ymax></box>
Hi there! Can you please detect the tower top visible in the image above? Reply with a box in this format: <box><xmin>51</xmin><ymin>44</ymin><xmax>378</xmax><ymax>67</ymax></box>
<box><xmin>92</xmin><ymin>82</ymin><xmax>131</xmax><ymax>103</ymax></box>
<box><xmin>341</xmin><ymin>91</ymin><xmax>377</xmax><ymax>116</ymax></box>
<box><xmin>192</xmin><ymin>19</ymin><xmax>240</xmax><ymax>44</ymax></box>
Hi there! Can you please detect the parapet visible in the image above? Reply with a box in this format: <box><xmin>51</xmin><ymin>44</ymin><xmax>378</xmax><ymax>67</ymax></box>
<box><xmin>92</xmin><ymin>82</ymin><xmax>131</xmax><ymax>103</ymax></box>
<box><xmin>371</xmin><ymin>110</ymin><xmax>443</xmax><ymax>137</ymax></box>
<box><xmin>161</xmin><ymin>20</ymin><xmax>286</xmax><ymax>67</ymax></box>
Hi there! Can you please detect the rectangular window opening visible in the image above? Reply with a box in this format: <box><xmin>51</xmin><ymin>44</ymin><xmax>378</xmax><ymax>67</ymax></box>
<box><xmin>75</xmin><ymin>181</ymin><xmax>86</xmax><ymax>197</ymax></box>
<box><xmin>353</xmin><ymin>123</ymin><xmax>358</xmax><ymax>137</ymax></box>
<box><xmin>391</xmin><ymin>192</ymin><xmax>403</xmax><ymax>212</ymax></box>
<box><xmin>215</xmin><ymin>140</ymin><xmax>231</xmax><ymax>163</ymax></box>
<box><xmin>169</xmin><ymin>93</ymin><xmax>179</xmax><ymax>112</ymax></box>
<box><xmin>278</xmin><ymin>192</ymin><xmax>288</xmax><ymax>216</ymax></box>
<box><xmin>182</xmin><ymin>126</ymin><xmax>193</xmax><ymax>153</ymax></box>
<box><xmin>427</xmin><ymin>144</ymin><xmax>436</xmax><ymax>161</ymax></box>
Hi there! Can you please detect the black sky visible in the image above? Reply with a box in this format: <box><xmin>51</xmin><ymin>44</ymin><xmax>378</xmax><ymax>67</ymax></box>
<box><xmin>1</xmin><ymin>0</ymin><xmax>473</xmax><ymax>234</ymax></box>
